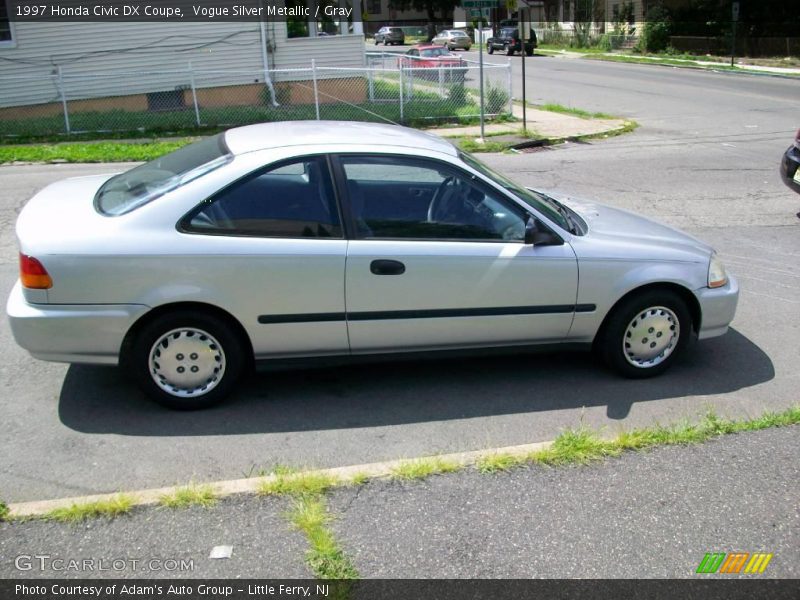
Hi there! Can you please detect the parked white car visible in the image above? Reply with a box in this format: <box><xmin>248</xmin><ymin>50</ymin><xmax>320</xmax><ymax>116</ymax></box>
<box><xmin>7</xmin><ymin>121</ymin><xmax>738</xmax><ymax>409</ymax></box>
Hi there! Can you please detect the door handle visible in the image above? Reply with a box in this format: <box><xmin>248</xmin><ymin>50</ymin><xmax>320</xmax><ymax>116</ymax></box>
<box><xmin>370</xmin><ymin>259</ymin><xmax>406</xmax><ymax>275</ymax></box>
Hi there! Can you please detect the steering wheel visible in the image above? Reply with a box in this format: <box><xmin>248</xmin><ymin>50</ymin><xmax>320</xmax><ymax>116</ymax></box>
<box><xmin>427</xmin><ymin>176</ymin><xmax>454</xmax><ymax>222</ymax></box>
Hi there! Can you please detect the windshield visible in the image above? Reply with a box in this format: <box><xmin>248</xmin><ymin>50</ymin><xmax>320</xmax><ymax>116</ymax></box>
<box><xmin>459</xmin><ymin>151</ymin><xmax>570</xmax><ymax>231</ymax></box>
<box><xmin>420</xmin><ymin>47</ymin><xmax>450</xmax><ymax>57</ymax></box>
<box><xmin>95</xmin><ymin>134</ymin><xmax>231</xmax><ymax>216</ymax></box>
<box><xmin>450</xmin><ymin>31</ymin><xmax>467</xmax><ymax>37</ymax></box>
<box><xmin>500</xmin><ymin>28</ymin><xmax>518</xmax><ymax>37</ymax></box>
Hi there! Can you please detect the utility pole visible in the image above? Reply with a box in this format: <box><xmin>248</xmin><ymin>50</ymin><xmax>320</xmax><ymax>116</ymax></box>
<box><xmin>731</xmin><ymin>2</ymin><xmax>740</xmax><ymax>67</ymax></box>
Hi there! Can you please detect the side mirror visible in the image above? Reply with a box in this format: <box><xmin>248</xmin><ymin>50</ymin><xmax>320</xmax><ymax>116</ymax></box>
<box><xmin>525</xmin><ymin>216</ymin><xmax>563</xmax><ymax>246</ymax></box>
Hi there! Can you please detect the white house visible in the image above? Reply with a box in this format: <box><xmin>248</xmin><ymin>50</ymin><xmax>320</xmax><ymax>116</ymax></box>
<box><xmin>0</xmin><ymin>3</ymin><xmax>366</xmax><ymax>117</ymax></box>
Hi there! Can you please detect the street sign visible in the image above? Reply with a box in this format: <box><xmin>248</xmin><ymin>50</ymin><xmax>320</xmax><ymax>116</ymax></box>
<box><xmin>462</xmin><ymin>0</ymin><xmax>497</xmax><ymax>8</ymax></box>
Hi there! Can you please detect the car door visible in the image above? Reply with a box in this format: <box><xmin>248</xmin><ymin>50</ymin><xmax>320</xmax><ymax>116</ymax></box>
<box><xmin>335</xmin><ymin>154</ymin><xmax>579</xmax><ymax>353</ymax></box>
<box><xmin>180</xmin><ymin>155</ymin><xmax>349</xmax><ymax>358</ymax></box>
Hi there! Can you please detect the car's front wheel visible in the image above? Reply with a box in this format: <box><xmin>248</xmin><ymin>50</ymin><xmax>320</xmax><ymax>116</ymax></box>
<box><xmin>129</xmin><ymin>310</ymin><xmax>247</xmax><ymax>410</ymax></box>
<box><xmin>599</xmin><ymin>290</ymin><xmax>691</xmax><ymax>378</ymax></box>
<box><xmin>487</xmin><ymin>45</ymin><xmax>494</xmax><ymax>54</ymax></box>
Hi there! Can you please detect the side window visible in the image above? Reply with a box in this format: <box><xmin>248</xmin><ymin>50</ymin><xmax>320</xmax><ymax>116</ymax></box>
<box><xmin>340</xmin><ymin>155</ymin><xmax>527</xmax><ymax>241</ymax></box>
<box><xmin>185</xmin><ymin>156</ymin><xmax>342</xmax><ymax>238</ymax></box>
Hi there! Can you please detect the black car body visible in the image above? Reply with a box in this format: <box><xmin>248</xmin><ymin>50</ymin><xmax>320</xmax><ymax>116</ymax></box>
<box><xmin>780</xmin><ymin>130</ymin><xmax>800</xmax><ymax>194</ymax></box>
<box><xmin>487</xmin><ymin>27</ymin><xmax>536</xmax><ymax>56</ymax></box>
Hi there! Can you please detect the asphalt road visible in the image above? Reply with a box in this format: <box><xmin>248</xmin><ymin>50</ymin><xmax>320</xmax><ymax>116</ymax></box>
<box><xmin>1</xmin><ymin>56</ymin><xmax>799</xmax><ymax>502</ymax></box>
<box><xmin>2</xmin><ymin>426</ymin><xmax>798</xmax><ymax>579</ymax></box>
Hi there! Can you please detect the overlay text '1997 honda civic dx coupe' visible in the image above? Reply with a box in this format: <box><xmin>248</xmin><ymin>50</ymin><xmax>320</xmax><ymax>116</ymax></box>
<box><xmin>7</xmin><ymin>122</ymin><xmax>739</xmax><ymax>409</ymax></box>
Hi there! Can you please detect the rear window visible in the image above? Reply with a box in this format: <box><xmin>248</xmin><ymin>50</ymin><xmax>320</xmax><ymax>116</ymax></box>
<box><xmin>95</xmin><ymin>134</ymin><xmax>232</xmax><ymax>216</ymax></box>
<box><xmin>421</xmin><ymin>47</ymin><xmax>450</xmax><ymax>57</ymax></box>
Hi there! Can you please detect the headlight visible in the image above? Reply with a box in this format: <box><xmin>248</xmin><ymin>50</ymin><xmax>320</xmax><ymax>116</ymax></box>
<box><xmin>708</xmin><ymin>253</ymin><xmax>728</xmax><ymax>288</ymax></box>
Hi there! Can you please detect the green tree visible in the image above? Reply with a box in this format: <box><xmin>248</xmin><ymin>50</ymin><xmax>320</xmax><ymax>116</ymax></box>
<box><xmin>388</xmin><ymin>0</ymin><xmax>459</xmax><ymax>41</ymax></box>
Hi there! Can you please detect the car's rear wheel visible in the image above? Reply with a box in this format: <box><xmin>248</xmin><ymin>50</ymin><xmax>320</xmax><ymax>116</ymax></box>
<box><xmin>506</xmin><ymin>45</ymin><xmax>514</xmax><ymax>56</ymax></box>
<box><xmin>129</xmin><ymin>310</ymin><xmax>246</xmax><ymax>410</ymax></box>
<box><xmin>599</xmin><ymin>290</ymin><xmax>691</xmax><ymax>378</ymax></box>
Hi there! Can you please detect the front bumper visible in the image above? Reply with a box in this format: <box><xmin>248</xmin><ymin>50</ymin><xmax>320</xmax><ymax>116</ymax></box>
<box><xmin>6</xmin><ymin>281</ymin><xmax>149</xmax><ymax>365</ymax></box>
<box><xmin>695</xmin><ymin>275</ymin><xmax>740</xmax><ymax>340</ymax></box>
<box><xmin>780</xmin><ymin>144</ymin><xmax>800</xmax><ymax>193</ymax></box>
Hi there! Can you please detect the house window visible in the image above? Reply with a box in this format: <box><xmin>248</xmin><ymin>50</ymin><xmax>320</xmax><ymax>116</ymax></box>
<box><xmin>367</xmin><ymin>0</ymin><xmax>381</xmax><ymax>14</ymax></box>
<box><xmin>1</xmin><ymin>1</ymin><xmax>15</xmax><ymax>45</ymax></box>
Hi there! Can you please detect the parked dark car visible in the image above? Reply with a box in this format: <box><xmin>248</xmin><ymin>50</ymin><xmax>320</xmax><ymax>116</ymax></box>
<box><xmin>374</xmin><ymin>26</ymin><xmax>405</xmax><ymax>46</ymax></box>
<box><xmin>487</xmin><ymin>27</ymin><xmax>536</xmax><ymax>56</ymax></box>
<box><xmin>780</xmin><ymin>129</ymin><xmax>800</xmax><ymax>194</ymax></box>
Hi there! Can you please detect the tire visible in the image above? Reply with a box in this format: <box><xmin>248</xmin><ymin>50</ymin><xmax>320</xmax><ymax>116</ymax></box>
<box><xmin>598</xmin><ymin>290</ymin><xmax>692</xmax><ymax>379</ymax></box>
<box><xmin>506</xmin><ymin>45</ymin><xmax>514</xmax><ymax>56</ymax></box>
<box><xmin>375</xmin><ymin>39</ymin><xmax>380</xmax><ymax>45</ymax></box>
<box><xmin>128</xmin><ymin>310</ymin><xmax>247</xmax><ymax>410</ymax></box>
<box><xmin>487</xmin><ymin>45</ymin><xmax>494</xmax><ymax>55</ymax></box>
<box><xmin>526</xmin><ymin>48</ymin><xmax>534</xmax><ymax>56</ymax></box>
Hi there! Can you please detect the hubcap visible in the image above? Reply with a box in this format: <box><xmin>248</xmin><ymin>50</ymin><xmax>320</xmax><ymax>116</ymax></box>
<box><xmin>622</xmin><ymin>306</ymin><xmax>680</xmax><ymax>368</ymax></box>
<box><xmin>149</xmin><ymin>327</ymin><xmax>226</xmax><ymax>398</ymax></box>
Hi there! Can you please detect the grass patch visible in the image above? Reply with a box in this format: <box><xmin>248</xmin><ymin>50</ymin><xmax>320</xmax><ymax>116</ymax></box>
<box><xmin>287</xmin><ymin>497</ymin><xmax>359</xmax><ymax>579</ymax></box>
<box><xmin>0</xmin><ymin>140</ymin><xmax>194</xmax><ymax>164</ymax></box>
<box><xmin>0</xmin><ymin>500</ymin><xmax>9</xmax><ymax>522</ymax></box>
<box><xmin>258</xmin><ymin>471</ymin><xmax>339</xmax><ymax>497</ymax></box>
<box><xmin>537</xmin><ymin>103</ymin><xmax>615</xmax><ymax>119</ymax></box>
<box><xmin>476</xmin><ymin>452</ymin><xmax>528</xmax><ymax>474</ymax></box>
<box><xmin>159</xmin><ymin>484</ymin><xmax>217</xmax><ymax>509</ymax></box>
<box><xmin>44</xmin><ymin>494</ymin><xmax>134</xmax><ymax>523</ymax></box>
<box><xmin>349</xmin><ymin>472</ymin><xmax>370</xmax><ymax>486</ymax></box>
<box><xmin>530</xmin><ymin>427</ymin><xmax>622</xmax><ymax>466</ymax></box>
<box><xmin>390</xmin><ymin>457</ymin><xmax>462</xmax><ymax>481</ymax></box>
<box><xmin>454</xmin><ymin>138</ymin><xmax>512</xmax><ymax>153</ymax></box>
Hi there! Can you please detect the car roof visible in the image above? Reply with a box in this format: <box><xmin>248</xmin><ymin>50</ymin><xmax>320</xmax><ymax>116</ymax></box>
<box><xmin>224</xmin><ymin>121</ymin><xmax>458</xmax><ymax>157</ymax></box>
<box><xmin>415</xmin><ymin>44</ymin><xmax>442</xmax><ymax>49</ymax></box>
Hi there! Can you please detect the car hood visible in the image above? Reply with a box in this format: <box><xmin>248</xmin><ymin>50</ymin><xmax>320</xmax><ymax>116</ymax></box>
<box><xmin>551</xmin><ymin>193</ymin><xmax>714</xmax><ymax>263</ymax></box>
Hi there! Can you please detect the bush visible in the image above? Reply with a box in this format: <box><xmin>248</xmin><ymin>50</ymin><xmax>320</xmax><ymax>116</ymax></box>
<box><xmin>449</xmin><ymin>83</ymin><xmax>468</xmax><ymax>106</ymax></box>
<box><xmin>636</xmin><ymin>4</ymin><xmax>672</xmax><ymax>53</ymax></box>
<box><xmin>485</xmin><ymin>85</ymin><xmax>509</xmax><ymax>114</ymax></box>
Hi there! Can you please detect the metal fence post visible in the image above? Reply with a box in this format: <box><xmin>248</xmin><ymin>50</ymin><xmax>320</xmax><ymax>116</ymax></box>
<box><xmin>399</xmin><ymin>63</ymin><xmax>404</xmax><ymax>125</ymax></box>
<box><xmin>438</xmin><ymin>64</ymin><xmax>444</xmax><ymax>97</ymax></box>
<box><xmin>311</xmin><ymin>59</ymin><xmax>321</xmax><ymax>120</ymax></box>
<box><xmin>506</xmin><ymin>59</ymin><xmax>513</xmax><ymax>116</ymax></box>
<box><xmin>368</xmin><ymin>67</ymin><xmax>374</xmax><ymax>103</ymax></box>
<box><xmin>56</xmin><ymin>66</ymin><xmax>71</xmax><ymax>135</ymax></box>
<box><xmin>188</xmin><ymin>62</ymin><xmax>201</xmax><ymax>127</ymax></box>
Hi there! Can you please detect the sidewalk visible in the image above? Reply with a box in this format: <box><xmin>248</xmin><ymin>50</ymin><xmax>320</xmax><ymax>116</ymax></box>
<box><xmin>540</xmin><ymin>48</ymin><xmax>800</xmax><ymax>76</ymax></box>
<box><xmin>2</xmin><ymin>426</ymin><xmax>797</xmax><ymax>579</ymax></box>
<box><xmin>427</xmin><ymin>104</ymin><xmax>630</xmax><ymax>141</ymax></box>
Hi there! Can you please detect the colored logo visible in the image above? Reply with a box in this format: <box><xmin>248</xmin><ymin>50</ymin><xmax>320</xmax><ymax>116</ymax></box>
<box><xmin>696</xmin><ymin>552</ymin><xmax>773</xmax><ymax>574</ymax></box>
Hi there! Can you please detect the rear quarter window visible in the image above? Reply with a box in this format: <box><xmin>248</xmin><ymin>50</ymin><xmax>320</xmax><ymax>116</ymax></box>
<box><xmin>95</xmin><ymin>134</ymin><xmax>231</xmax><ymax>216</ymax></box>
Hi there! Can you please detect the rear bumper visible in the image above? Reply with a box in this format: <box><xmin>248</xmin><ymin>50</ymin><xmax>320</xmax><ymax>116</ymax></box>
<box><xmin>780</xmin><ymin>145</ymin><xmax>800</xmax><ymax>193</ymax></box>
<box><xmin>695</xmin><ymin>275</ymin><xmax>740</xmax><ymax>340</ymax></box>
<box><xmin>6</xmin><ymin>281</ymin><xmax>149</xmax><ymax>365</ymax></box>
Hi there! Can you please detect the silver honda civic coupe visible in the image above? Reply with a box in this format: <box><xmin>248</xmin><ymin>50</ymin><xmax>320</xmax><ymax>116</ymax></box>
<box><xmin>7</xmin><ymin>121</ymin><xmax>738</xmax><ymax>409</ymax></box>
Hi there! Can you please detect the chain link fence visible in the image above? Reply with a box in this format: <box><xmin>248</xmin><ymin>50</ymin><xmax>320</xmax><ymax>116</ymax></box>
<box><xmin>0</xmin><ymin>57</ymin><xmax>512</xmax><ymax>138</ymax></box>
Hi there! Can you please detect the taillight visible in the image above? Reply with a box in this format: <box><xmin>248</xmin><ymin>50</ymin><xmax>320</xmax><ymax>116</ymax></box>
<box><xmin>19</xmin><ymin>253</ymin><xmax>53</xmax><ymax>289</ymax></box>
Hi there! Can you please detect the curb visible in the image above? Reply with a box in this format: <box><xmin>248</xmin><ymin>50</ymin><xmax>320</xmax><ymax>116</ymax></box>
<box><xmin>7</xmin><ymin>440</ymin><xmax>555</xmax><ymax>519</ymax></box>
